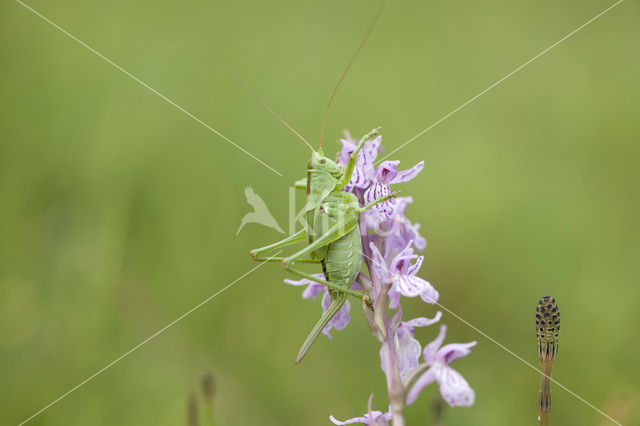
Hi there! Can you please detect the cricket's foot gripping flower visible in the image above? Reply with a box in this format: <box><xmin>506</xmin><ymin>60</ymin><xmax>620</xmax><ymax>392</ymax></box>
<box><xmin>362</xmin><ymin>160</ymin><xmax>424</xmax><ymax>220</ymax></box>
<box><xmin>337</xmin><ymin>131</ymin><xmax>382</xmax><ymax>193</ymax></box>
<box><xmin>380</xmin><ymin>313</ymin><xmax>442</xmax><ymax>379</ymax></box>
<box><xmin>369</xmin><ymin>240</ymin><xmax>439</xmax><ymax>309</ymax></box>
<box><xmin>406</xmin><ymin>325</ymin><xmax>477</xmax><ymax>407</ymax></box>
<box><xmin>330</xmin><ymin>410</ymin><xmax>391</xmax><ymax>426</ymax></box>
<box><xmin>284</xmin><ymin>274</ymin><xmax>353</xmax><ymax>337</ymax></box>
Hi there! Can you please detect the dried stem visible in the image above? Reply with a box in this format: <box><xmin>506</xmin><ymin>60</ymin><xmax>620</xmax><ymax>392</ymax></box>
<box><xmin>381</xmin><ymin>332</ymin><xmax>406</xmax><ymax>426</ymax></box>
<box><xmin>365</xmin><ymin>270</ymin><xmax>406</xmax><ymax>425</ymax></box>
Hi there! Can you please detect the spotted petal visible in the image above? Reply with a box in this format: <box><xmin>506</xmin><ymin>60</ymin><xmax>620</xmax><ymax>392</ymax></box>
<box><xmin>423</xmin><ymin>325</ymin><xmax>447</xmax><ymax>363</ymax></box>
<box><xmin>389</xmin><ymin>240</ymin><xmax>417</xmax><ymax>275</ymax></box>
<box><xmin>362</xmin><ymin>136</ymin><xmax>383</xmax><ymax>180</ymax></box>
<box><xmin>390</xmin><ymin>161</ymin><xmax>424</xmax><ymax>184</ymax></box>
<box><xmin>437</xmin><ymin>341</ymin><xmax>477</xmax><ymax>365</ymax></box>
<box><xmin>375</xmin><ymin>161</ymin><xmax>399</xmax><ymax>184</ymax></box>
<box><xmin>419</xmin><ymin>282</ymin><xmax>439</xmax><ymax>304</ymax></box>
<box><xmin>434</xmin><ymin>365</ymin><xmax>475</xmax><ymax>407</ymax></box>
<box><xmin>394</xmin><ymin>275</ymin><xmax>431</xmax><ymax>298</ymax></box>
<box><xmin>406</xmin><ymin>256</ymin><xmax>423</xmax><ymax>276</ymax></box>
<box><xmin>396</xmin><ymin>328</ymin><xmax>423</xmax><ymax>379</ymax></box>
<box><xmin>364</xmin><ymin>182</ymin><xmax>397</xmax><ymax>220</ymax></box>
<box><xmin>368</xmin><ymin>242</ymin><xmax>391</xmax><ymax>283</ymax></box>
<box><xmin>405</xmin><ymin>311</ymin><xmax>442</xmax><ymax>328</ymax></box>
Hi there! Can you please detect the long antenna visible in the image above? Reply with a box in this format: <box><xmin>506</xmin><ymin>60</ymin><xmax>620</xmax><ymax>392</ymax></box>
<box><xmin>215</xmin><ymin>54</ymin><xmax>314</xmax><ymax>151</ymax></box>
<box><xmin>319</xmin><ymin>3</ymin><xmax>384</xmax><ymax>149</ymax></box>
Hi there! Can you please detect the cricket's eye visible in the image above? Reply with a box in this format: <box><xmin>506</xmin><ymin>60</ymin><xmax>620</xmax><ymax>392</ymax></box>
<box><xmin>319</xmin><ymin>158</ymin><xmax>326</xmax><ymax>163</ymax></box>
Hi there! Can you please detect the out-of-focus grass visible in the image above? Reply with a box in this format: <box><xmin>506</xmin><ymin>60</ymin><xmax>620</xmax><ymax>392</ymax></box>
<box><xmin>1</xmin><ymin>0</ymin><xmax>639</xmax><ymax>425</ymax></box>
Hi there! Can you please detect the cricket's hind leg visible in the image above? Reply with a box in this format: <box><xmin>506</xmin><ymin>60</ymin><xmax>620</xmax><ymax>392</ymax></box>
<box><xmin>295</xmin><ymin>292</ymin><xmax>348</xmax><ymax>364</ymax></box>
<box><xmin>284</xmin><ymin>266</ymin><xmax>367</xmax><ymax>301</ymax></box>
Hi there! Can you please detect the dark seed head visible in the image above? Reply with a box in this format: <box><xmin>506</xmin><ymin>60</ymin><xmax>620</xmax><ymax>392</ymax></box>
<box><xmin>537</xmin><ymin>295</ymin><xmax>560</xmax><ymax>360</ymax></box>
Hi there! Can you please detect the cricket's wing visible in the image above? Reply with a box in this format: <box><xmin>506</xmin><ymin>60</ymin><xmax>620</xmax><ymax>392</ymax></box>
<box><xmin>304</xmin><ymin>170</ymin><xmax>335</xmax><ymax>212</ymax></box>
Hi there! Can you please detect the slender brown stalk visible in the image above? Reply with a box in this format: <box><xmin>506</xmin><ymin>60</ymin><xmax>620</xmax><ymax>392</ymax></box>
<box><xmin>201</xmin><ymin>372</ymin><xmax>216</xmax><ymax>426</ymax></box>
<box><xmin>188</xmin><ymin>392</ymin><xmax>200</xmax><ymax>426</ymax></box>
<box><xmin>539</xmin><ymin>359</ymin><xmax>553</xmax><ymax>426</ymax></box>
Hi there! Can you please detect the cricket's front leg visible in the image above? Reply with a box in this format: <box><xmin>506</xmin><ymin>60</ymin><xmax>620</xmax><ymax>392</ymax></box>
<box><xmin>253</xmin><ymin>256</ymin><xmax>320</xmax><ymax>264</ymax></box>
<box><xmin>356</xmin><ymin>190</ymin><xmax>400</xmax><ymax>213</ymax></box>
<box><xmin>250</xmin><ymin>228</ymin><xmax>307</xmax><ymax>259</ymax></box>
<box><xmin>337</xmin><ymin>127</ymin><xmax>381</xmax><ymax>190</ymax></box>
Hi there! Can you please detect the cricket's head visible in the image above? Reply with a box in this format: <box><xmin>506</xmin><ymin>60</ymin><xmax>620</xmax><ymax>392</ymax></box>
<box><xmin>308</xmin><ymin>150</ymin><xmax>343</xmax><ymax>177</ymax></box>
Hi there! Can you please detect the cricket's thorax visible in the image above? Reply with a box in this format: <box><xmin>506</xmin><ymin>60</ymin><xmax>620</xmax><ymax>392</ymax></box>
<box><xmin>303</xmin><ymin>152</ymin><xmax>344</xmax><ymax>213</ymax></box>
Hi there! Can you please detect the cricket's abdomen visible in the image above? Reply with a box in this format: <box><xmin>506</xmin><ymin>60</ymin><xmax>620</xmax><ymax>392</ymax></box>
<box><xmin>322</xmin><ymin>227</ymin><xmax>362</xmax><ymax>295</ymax></box>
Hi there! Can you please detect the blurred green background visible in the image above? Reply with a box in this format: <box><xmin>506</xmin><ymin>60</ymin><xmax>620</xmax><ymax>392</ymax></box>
<box><xmin>2</xmin><ymin>0</ymin><xmax>639</xmax><ymax>425</ymax></box>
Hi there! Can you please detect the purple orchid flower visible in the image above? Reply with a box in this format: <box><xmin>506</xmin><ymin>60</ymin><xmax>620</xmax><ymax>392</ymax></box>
<box><xmin>380</xmin><ymin>312</ymin><xmax>442</xmax><ymax>379</ymax></box>
<box><xmin>406</xmin><ymin>325</ymin><xmax>477</xmax><ymax>407</ymax></box>
<box><xmin>280</xmin><ymin>131</ymin><xmax>475</xmax><ymax>423</ymax></box>
<box><xmin>361</xmin><ymin>196</ymin><xmax>427</xmax><ymax>263</ymax></box>
<box><xmin>362</xmin><ymin>160</ymin><xmax>424</xmax><ymax>220</ymax></box>
<box><xmin>330</xmin><ymin>410</ymin><xmax>392</xmax><ymax>426</ymax></box>
<box><xmin>369</xmin><ymin>241</ymin><xmax>439</xmax><ymax>309</ymax></box>
<box><xmin>284</xmin><ymin>274</ymin><xmax>352</xmax><ymax>337</ymax></box>
<box><xmin>383</xmin><ymin>196</ymin><xmax>427</xmax><ymax>258</ymax></box>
